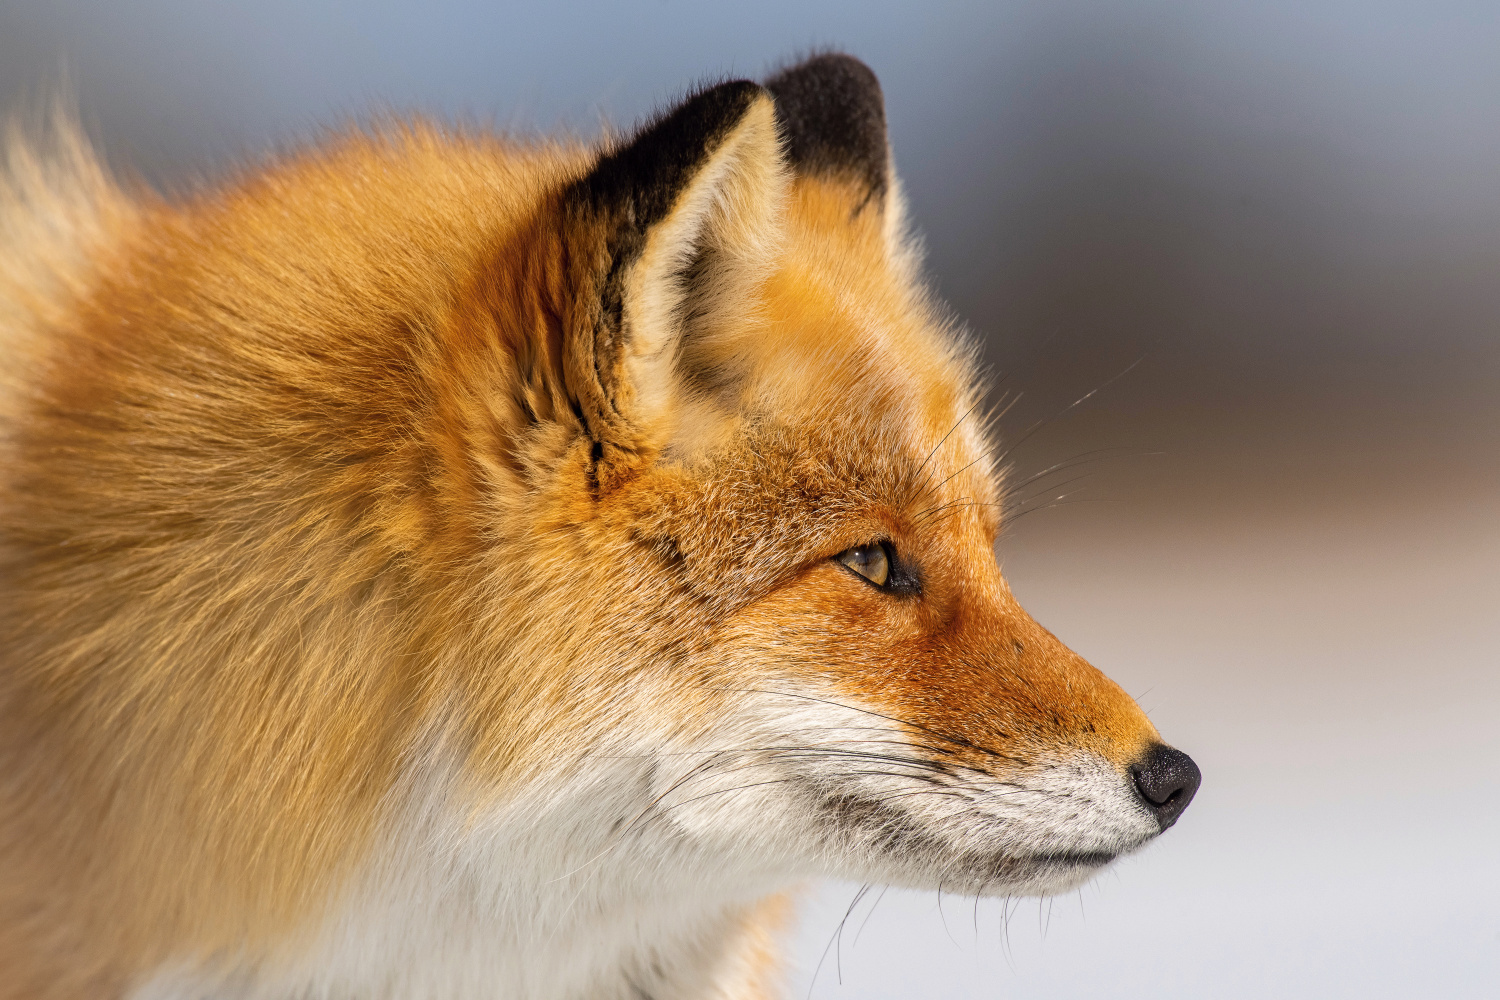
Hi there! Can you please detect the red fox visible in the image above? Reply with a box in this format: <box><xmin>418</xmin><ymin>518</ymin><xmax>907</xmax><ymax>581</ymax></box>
<box><xmin>0</xmin><ymin>54</ymin><xmax>1198</xmax><ymax>999</ymax></box>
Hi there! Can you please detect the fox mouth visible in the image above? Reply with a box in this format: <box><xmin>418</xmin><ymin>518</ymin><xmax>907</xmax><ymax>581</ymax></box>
<box><xmin>939</xmin><ymin>847</ymin><xmax>1122</xmax><ymax>893</ymax></box>
<box><xmin>988</xmin><ymin>849</ymin><xmax>1117</xmax><ymax>879</ymax></box>
<box><xmin>812</xmin><ymin>786</ymin><xmax>1133</xmax><ymax>891</ymax></box>
<box><xmin>1010</xmin><ymin>850</ymin><xmax>1117</xmax><ymax>869</ymax></box>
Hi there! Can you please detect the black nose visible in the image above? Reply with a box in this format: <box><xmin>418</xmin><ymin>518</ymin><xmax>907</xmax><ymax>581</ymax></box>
<box><xmin>1130</xmin><ymin>744</ymin><xmax>1201</xmax><ymax>830</ymax></box>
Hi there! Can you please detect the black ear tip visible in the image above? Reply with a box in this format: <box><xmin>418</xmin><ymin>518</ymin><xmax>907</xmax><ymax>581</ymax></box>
<box><xmin>768</xmin><ymin>52</ymin><xmax>881</xmax><ymax>93</ymax></box>
<box><xmin>764</xmin><ymin>51</ymin><xmax>888</xmax><ymax>204</ymax></box>
<box><xmin>638</xmin><ymin>79</ymin><xmax>767</xmax><ymax>154</ymax></box>
<box><xmin>686</xmin><ymin>78</ymin><xmax>769</xmax><ymax>114</ymax></box>
<box><xmin>569</xmin><ymin>78</ymin><xmax>768</xmax><ymax>226</ymax></box>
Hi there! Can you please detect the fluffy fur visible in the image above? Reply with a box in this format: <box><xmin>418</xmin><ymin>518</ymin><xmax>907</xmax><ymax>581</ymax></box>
<box><xmin>0</xmin><ymin>56</ymin><xmax>1189</xmax><ymax>999</ymax></box>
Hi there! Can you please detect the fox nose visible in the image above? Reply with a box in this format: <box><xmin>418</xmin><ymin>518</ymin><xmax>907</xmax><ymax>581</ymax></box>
<box><xmin>1130</xmin><ymin>744</ymin><xmax>1201</xmax><ymax>830</ymax></box>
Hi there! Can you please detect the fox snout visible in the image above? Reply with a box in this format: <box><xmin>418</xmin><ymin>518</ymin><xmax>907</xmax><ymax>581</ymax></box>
<box><xmin>657</xmin><ymin>511</ymin><xmax>1198</xmax><ymax>895</ymax></box>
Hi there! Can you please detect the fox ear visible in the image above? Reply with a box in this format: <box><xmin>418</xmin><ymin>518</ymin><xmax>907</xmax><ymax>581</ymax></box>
<box><xmin>558</xmin><ymin>80</ymin><xmax>785</xmax><ymax>478</ymax></box>
<box><xmin>765</xmin><ymin>53</ymin><xmax>890</xmax><ymax>214</ymax></box>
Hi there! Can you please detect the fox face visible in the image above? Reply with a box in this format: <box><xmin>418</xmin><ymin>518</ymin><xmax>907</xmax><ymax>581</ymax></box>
<box><xmin>0</xmin><ymin>53</ymin><xmax>1197</xmax><ymax>999</ymax></box>
<box><xmin>472</xmin><ymin>60</ymin><xmax>1199</xmax><ymax>898</ymax></box>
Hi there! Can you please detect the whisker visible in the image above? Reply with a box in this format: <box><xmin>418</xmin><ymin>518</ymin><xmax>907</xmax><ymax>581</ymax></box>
<box><xmin>1002</xmin><ymin>497</ymin><xmax>1119</xmax><ymax>529</ymax></box>
<box><xmin>906</xmin><ymin>387</ymin><xmax>1022</xmax><ymax>509</ymax></box>
<box><xmin>590</xmin><ymin>734</ymin><xmax>959</xmax><ymax>760</ymax></box>
<box><xmin>1001</xmin><ymin>471</ymin><xmax>1095</xmax><ymax>516</ymax></box>
<box><xmin>912</xmin><ymin>498</ymin><xmax>1005</xmax><ymax>528</ymax></box>
<box><xmin>1000</xmin><ymin>447</ymin><xmax>1133</xmax><ymax>499</ymax></box>
<box><xmin>712</xmin><ymin>687</ymin><xmax>1029</xmax><ymax>765</ymax></box>
<box><xmin>992</xmin><ymin>357</ymin><xmax>1145</xmax><ymax>470</ymax></box>
<box><xmin>836</xmin><ymin>883</ymin><xmax>872</xmax><ymax>985</ymax></box>
<box><xmin>912</xmin><ymin>399</ymin><xmax>983</xmax><ymax>485</ymax></box>
<box><xmin>651</xmin><ymin>776</ymin><xmax>801</xmax><ymax>813</ymax></box>
<box><xmin>853</xmin><ymin>885</ymin><xmax>890</xmax><ymax>946</ymax></box>
<box><xmin>541</xmin><ymin>753</ymin><xmax>725</xmax><ymax>884</ymax></box>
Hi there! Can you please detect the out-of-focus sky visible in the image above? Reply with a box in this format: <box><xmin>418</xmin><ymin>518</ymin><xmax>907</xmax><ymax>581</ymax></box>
<box><xmin>4</xmin><ymin>2</ymin><xmax>1496</xmax><ymax>996</ymax></box>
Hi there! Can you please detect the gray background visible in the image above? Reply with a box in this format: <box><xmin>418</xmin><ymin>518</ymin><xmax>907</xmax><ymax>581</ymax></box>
<box><xmin>4</xmin><ymin>2</ymin><xmax>1497</xmax><ymax>996</ymax></box>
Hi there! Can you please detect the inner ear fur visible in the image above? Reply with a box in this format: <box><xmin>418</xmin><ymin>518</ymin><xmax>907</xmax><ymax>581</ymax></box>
<box><xmin>555</xmin><ymin>80</ymin><xmax>786</xmax><ymax>479</ymax></box>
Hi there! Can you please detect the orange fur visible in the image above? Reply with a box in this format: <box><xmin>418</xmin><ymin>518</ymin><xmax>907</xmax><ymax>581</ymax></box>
<box><xmin>0</xmin><ymin>64</ymin><xmax>1187</xmax><ymax>1000</ymax></box>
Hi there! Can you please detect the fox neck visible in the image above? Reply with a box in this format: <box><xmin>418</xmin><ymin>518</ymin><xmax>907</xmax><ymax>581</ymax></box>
<box><xmin>132</xmin><ymin>754</ymin><xmax>791</xmax><ymax>1000</ymax></box>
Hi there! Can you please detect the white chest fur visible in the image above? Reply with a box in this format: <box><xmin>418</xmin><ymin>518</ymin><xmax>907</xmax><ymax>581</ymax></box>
<box><xmin>131</xmin><ymin>756</ymin><xmax>793</xmax><ymax>1000</ymax></box>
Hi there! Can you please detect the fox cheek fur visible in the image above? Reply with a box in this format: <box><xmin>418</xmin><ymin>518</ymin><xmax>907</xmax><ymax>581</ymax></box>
<box><xmin>0</xmin><ymin>54</ymin><xmax>1199</xmax><ymax>999</ymax></box>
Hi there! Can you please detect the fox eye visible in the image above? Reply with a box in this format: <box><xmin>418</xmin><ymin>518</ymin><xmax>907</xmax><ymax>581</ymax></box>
<box><xmin>836</xmin><ymin>543</ymin><xmax>891</xmax><ymax>588</ymax></box>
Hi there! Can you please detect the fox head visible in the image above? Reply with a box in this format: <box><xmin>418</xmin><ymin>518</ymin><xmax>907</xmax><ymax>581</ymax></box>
<box><xmin>433</xmin><ymin>54</ymin><xmax>1201</xmax><ymax>898</ymax></box>
<box><xmin>0</xmin><ymin>53</ymin><xmax>1198</xmax><ymax>994</ymax></box>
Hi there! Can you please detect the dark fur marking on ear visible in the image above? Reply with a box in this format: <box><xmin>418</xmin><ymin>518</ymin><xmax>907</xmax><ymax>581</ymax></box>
<box><xmin>561</xmin><ymin>80</ymin><xmax>767</xmax><ymax>454</ymax></box>
<box><xmin>765</xmin><ymin>53</ymin><xmax>888</xmax><ymax>208</ymax></box>
<box><xmin>567</xmin><ymin>79</ymin><xmax>765</xmax><ymax>234</ymax></box>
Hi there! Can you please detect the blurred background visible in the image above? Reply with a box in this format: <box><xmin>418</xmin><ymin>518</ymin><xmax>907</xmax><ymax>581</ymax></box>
<box><xmin>4</xmin><ymin>1</ymin><xmax>1496</xmax><ymax>996</ymax></box>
